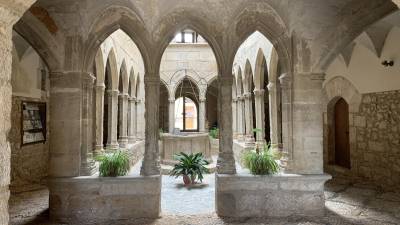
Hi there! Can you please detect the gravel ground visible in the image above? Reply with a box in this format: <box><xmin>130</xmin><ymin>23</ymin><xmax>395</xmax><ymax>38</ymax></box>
<box><xmin>9</xmin><ymin>176</ymin><xmax>400</xmax><ymax>225</ymax></box>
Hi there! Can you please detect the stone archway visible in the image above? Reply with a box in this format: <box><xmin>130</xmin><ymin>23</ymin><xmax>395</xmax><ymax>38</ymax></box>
<box><xmin>323</xmin><ymin>76</ymin><xmax>362</xmax><ymax>177</ymax></box>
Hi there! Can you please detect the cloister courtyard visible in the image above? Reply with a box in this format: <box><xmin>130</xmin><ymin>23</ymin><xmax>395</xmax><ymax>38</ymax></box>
<box><xmin>1</xmin><ymin>0</ymin><xmax>400</xmax><ymax>225</ymax></box>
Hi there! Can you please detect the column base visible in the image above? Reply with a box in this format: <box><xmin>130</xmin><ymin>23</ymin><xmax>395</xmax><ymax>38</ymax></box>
<box><xmin>216</xmin><ymin>173</ymin><xmax>331</xmax><ymax>218</ymax></box>
<box><xmin>94</xmin><ymin>145</ymin><xmax>104</xmax><ymax>156</ymax></box>
<box><xmin>217</xmin><ymin>152</ymin><xmax>236</xmax><ymax>174</ymax></box>
<box><xmin>79</xmin><ymin>159</ymin><xmax>98</xmax><ymax>176</ymax></box>
<box><xmin>128</xmin><ymin>136</ymin><xmax>136</xmax><ymax>143</ymax></box>
<box><xmin>106</xmin><ymin>143</ymin><xmax>119</xmax><ymax>150</ymax></box>
<box><xmin>118</xmin><ymin>137</ymin><xmax>129</xmax><ymax>148</ymax></box>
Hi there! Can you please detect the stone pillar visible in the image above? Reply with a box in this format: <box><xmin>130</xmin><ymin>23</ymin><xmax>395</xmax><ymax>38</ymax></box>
<box><xmin>0</xmin><ymin>21</ymin><xmax>13</xmax><ymax>225</ymax></box>
<box><xmin>140</xmin><ymin>75</ymin><xmax>161</xmax><ymax>176</ymax></box>
<box><xmin>292</xmin><ymin>73</ymin><xmax>325</xmax><ymax>174</ymax></box>
<box><xmin>80</xmin><ymin>73</ymin><xmax>96</xmax><ymax>176</ymax></box>
<box><xmin>118</xmin><ymin>93</ymin><xmax>129</xmax><ymax>147</ymax></box>
<box><xmin>128</xmin><ymin>97</ymin><xmax>136</xmax><ymax>142</ymax></box>
<box><xmin>94</xmin><ymin>84</ymin><xmax>105</xmax><ymax>154</ymax></box>
<box><xmin>0</xmin><ymin>4</ymin><xmax>35</xmax><ymax>224</ymax></box>
<box><xmin>168</xmin><ymin>98</ymin><xmax>175</xmax><ymax>133</ymax></box>
<box><xmin>217</xmin><ymin>77</ymin><xmax>236</xmax><ymax>174</ymax></box>
<box><xmin>254</xmin><ymin>89</ymin><xmax>265</xmax><ymax>142</ymax></box>
<box><xmin>268</xmin><ymin>82</ymin><xmax>279</xmax><ymax>148</ymax></box>
<box><xmin>236</xmin><ymin>96</ymin><xmax>245</xmax><ymax>139</ymax></box>
<box><xmin>49</xmin><ymin>71</ymin><xmax>87</xmax><ymax>177</ymax></box>
<box><xmin>199</xmin><ymin>96</ymin><xmax>206</xmax><ymax>132</ymax></box>
<box><xmin>279</xmin><ymin>73</ymin><xmax>293</xmax><ymax>172</ymax></box>
<box><xmin>134</xmin><ymin>99</ymin><xmax>139</xmax><ymax>139</ymax></box>
<box><xmin>243</xmin><ymin>92</ymin><xmax>253</xmax><ymax>136</ymax></box>
<box><xmin>232</xmin><ymin>98</ymin><xmax>238</xmax><ymax>136</ymax></box>
<box><xmin>106</xmin><ymin>90</ymin><xmax>119</xmax><ymax>149</ymax></box>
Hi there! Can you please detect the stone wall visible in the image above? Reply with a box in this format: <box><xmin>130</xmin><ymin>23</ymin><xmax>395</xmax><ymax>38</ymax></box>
<box><xmin>9</xmin><ymin>96</ymin><xmax>49</xmax><ymax>193</ymax></box>
<box><xmin>324</xmin><ymin>90</ymin><xmax>400</xmax><ymax>191</ymax></box>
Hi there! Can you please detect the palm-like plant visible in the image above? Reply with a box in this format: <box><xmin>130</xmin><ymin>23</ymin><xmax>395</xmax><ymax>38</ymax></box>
<box><xmin>170</xmin><ymin>152</ymin><xmax>210</xmax><ymax>185</ymax></box>
<box><xmin>243</xmin><ymin>143</ymin><xmax>280</xmax><ymax>175</ymax></box>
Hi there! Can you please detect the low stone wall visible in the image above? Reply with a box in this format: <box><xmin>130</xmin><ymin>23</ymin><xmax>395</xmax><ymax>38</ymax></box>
<box><xmin>233</xmin><ymin>140</ymin><xmax>253</xmax><ymax>167</ymax></box>
<box><xmin>216</xmin><ymin>174</ymin><xmax>331</xmax><ymax>218</ymax></box>
<box><xmin>48</xmin><ymin>175</ymin><xmax>161</xmax><ymax>223</ymax></box>
<box><xmin>126</xmin><ymin>140</ymin><xmax>145</xmax><ymax>167</ymax></box>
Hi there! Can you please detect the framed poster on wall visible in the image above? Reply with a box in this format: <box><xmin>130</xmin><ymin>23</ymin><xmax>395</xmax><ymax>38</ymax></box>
<box><xmin>21</xmin><ymin>101</ymin><xmax>46</xmax><ymax>145</ymax></box>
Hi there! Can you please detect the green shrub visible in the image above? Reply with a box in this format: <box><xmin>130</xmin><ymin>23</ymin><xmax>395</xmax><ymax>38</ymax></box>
<box><xmin>95</xmin><ymin>150</ymin><xmax>130</xmax><ymax>177</ymax></box>
<box><xmin>170</xmin><ymin>152</ymin><xmax>210</xmax><ymax>185</ymax></box>
<box><xmin>243</xmin><ymin>143</ymin><xmax>280</xmax><ymax>175</ymax></box>
<box><xmin>209</xmin><ymin>127</ymin><xmax>219</xmax><ymax>139</ymax></box>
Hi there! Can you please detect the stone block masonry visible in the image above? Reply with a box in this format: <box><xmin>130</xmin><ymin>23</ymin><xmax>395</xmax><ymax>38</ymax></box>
<box><xmin>216</xmin><ymin>174</ymin><xmax>331</xmax><ymax>218</ymax></box>
<box><xmin>48</xmin><ymin>175</ymin><xmax>161</xmax><ymax>223</ymax></box>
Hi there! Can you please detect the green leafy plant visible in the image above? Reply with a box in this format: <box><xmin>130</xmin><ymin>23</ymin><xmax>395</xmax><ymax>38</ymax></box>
<box><xmin>209</xmin><ymin>127</ymin><xmax>219</xmax><ymax>139</ymax></box>
<box><xmin>95</xmin><ymin>150</ymin><xmax>130</xmax><ymax>177</ymax></box>
<box><xmin>243</xmin><ymin>143</ymin><xmax>280</xmax><ymax>175</ymax></box>
<box><xmin>170</xmin><ymin>152</ymin><xmax>210</xmax><ymax>185</ymax></box>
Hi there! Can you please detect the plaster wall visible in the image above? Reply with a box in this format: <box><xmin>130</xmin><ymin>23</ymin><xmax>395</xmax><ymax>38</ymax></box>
<box><xmin>325</xmin><ymin>27</ymin><xmax>400</xmax><ymax>94</ymax></box>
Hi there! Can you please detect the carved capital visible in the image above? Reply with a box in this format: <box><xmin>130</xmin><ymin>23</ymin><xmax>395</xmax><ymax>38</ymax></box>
<box><xmin>267</xmin><ymin>82</ymin><xmax>276</xmax><ymax>91</ymax></box>
<box><xmin>168</xmin><ymin>98</ymin><xmax>175</xmax><ymax>104</ymax></box>
<box><xmin>243</xmin><ymin>92</ymin><xmax>252</xmax><ymax>99</ymax></box>
<box><xmin>253</xmin><ymin>89</ymin><xmax>265</xmax><ymax>97</ymax></box>
<box><xmin>95</xmin><ymin>84</ymin><xmax>105</xmax><ymax>92</ymax></box>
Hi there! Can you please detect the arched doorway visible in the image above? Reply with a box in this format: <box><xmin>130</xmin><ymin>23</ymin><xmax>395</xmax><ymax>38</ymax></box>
<box><xmin>174</xmin><ymin>78</ymin><xmax>200</xmax><ymax>132</ymax></box>
<box><xmin>334</xmin><ymin>98</ymin><xmax>351</xmax><ymax>169</ymax></box>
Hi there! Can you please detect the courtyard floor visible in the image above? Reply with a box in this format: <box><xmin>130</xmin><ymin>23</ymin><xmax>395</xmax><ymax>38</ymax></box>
<box><xmin>9</xmin><ymin>176</ymin><xmax>400</xmax><ymax>225</ymax></box>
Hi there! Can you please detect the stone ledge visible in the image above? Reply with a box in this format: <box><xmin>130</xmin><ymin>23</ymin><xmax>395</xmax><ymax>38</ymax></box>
<box><xmin>48</xmin><ymin>175</ymin><xmax>161</xmax><ymax>223</ymax></box>
<box><xmin>216</xmin><ymin>173</ymin><xmax>331</xmax><ymax>218</ymax></box>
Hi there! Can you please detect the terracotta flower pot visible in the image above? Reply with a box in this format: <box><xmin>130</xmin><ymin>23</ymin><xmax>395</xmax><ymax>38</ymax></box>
<box><xmin>183</xmin><ymin>175</ymin><xmax>191</xmax><ymax>186</ymax></box>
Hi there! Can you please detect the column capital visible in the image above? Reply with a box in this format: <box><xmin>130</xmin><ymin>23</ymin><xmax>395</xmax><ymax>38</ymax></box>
<box><xmin>82</xmin><ymin>72</ymin><xmax>96</xmax><ymax>84</ymax></box>
<box><xmin>232</xmin><ymin>98</ymin><xmax>238</xmax><ymax>103</ymax></box>
<box><xmin>243</xmin><ymin>92</ymin><xmax>252</xmax><ymax>99</ymax></box>
<box><xmin>95</xmin><ymin>84</ymin><xmax>106</xmax><ymax>91</ymax></box>
<box><xmin>267</xmin><ymin>82</ymin><xmax>276</xmax><ymax>91</ymax></box>
<box><xmin>199</xmin><ymin>97</ymin><xmax>206</xmax><ymax>103</ymax></box>
<box><xmin>279</xmin><ymin>73</ymin><xmax>292</xmax><ymax>89</ymax></box>
<box><xmin>253</xmin><ymin>89</ymin><xmax>265</xmax><ymax>97</ymax></box>
<box><xmin>129</xmin><ymin>96</ymin><xmax>137</xmax><ymax>102</ymax></box>
<box><xmin>107</xmin><ymin>89</ymin><xmax>119</xmax><ymax>96</ymax></box>
<box><xmin>168</xmin><ymin>98</ymin><xmax>175</xmax><ymax>103</ymax></box>
<box><xmin>119</xmin><ymin>93</ymin><xmax>129</xmax><ymax>99</ymax></box>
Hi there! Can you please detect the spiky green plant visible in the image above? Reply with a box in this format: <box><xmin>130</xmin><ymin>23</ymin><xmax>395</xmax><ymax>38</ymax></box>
<box><xmin>95</xmin><ymin>150</ymin><xmax>130</xmax><ymax>177</ymax></box>
<box><xmin>170</xmin><ymin>152</ymin><xmax>210</xmax><ymax>184</ymax></box>
<box><xmin>209</xmin><ymin>127</ymin><xmax>219</xmax><ymax>139</ymax></box>
<box><xmin>243</xmin><ymin>143</ymin><xmax>280</xmax><ymax>175</ymax></box>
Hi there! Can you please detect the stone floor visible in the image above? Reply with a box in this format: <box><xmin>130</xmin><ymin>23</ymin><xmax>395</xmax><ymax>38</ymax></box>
<box><xmin>8</xmin><ymin>177</ymin><xmax>400</xmax><ymax>225</ymax></box>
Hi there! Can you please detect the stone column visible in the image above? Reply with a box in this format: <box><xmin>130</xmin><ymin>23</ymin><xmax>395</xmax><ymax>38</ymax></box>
<box><xmin>254</xmin><ymin>89</ymin><xmax>265</xmax><ymax>142</ymax></box>
<box><xmin>128</xmin><ymin>96</ymin><xmax>136</xmax><ymax>142</ymax></box>
<box><xmin>49</xmin><ymin>71</ymin><xmax>87</xmax><ymax>177</ymax></box>
<box><xmin>199</xmin><ymin>96</ymin><xmax>206</xmax><ymax>132</ymax></box>
<box><xmin>94</xmin><ymin>84</ymin><xmax>105</xmax><ymax>154</ymax></box>
<box><xmin>232</xmin><ymin>98</ymin><xmax>238</xmax><ymax>136</ymax></box>
<box><xmin>106</xmin><ymin>90</ymin><xmax>119</xmax><ymax>149</ymax></box>
<box><xmin>0</xmin><ymin>21</ymin><xmax>13</xmax><ymax>225</ymax></box>
<box><xmin>279</xmin><ymin>73</ymin><xmax>293</xmax><ymax>172</ymax></box>
<box><xmin>217</xmin><ymin>77</ymin><xmax>236</xmax><ymax>174</ymax></box>
<box><xmin>118</xmin><ymin>93</ymin><xmax>129</xmax><ymax>147</ymax></box>
<box><xmin>134</xmin><ymin>99</ymin><xmax>139</xmax><ymax>139</ymax></box>
<box><xmin>267</xmin><ymin>82</ymin><xmax>279</xmax><ymax>148</ymax></box>
<box><xmin>292</xmin><ymin>73</ymin><xmax>325</xmax><ymax>174</ymax></box>
<box><xmin>140</xmin><ymin>75</ymin><xmax>161</xmax><ymax>176</ymax></box>
<box><xmin>243</xmin><ymin>92</ymin><xmax>253</xmax><ymax>136</ymax></box>
<box><xmin>0</xmin><ymin>4</ymin><xmax>34</xmax><ymax>224</ymax></box>
<box><xmin>236</xmin><ymin>96</ymin><xmax>245</xmax><ymax>139</ymax></box>
<box><xmin>80</xmin><ymin>73</ymin><xmax>96</xmax><ymax>176</ymax></box>
<box><xmin>168</xmin><ymin>98</ymin><xmax>175</xmax><ymax>133</ymax></box>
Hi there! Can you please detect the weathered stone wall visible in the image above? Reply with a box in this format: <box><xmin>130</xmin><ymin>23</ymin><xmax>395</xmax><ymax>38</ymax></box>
<box><xmin>9</xmin><ymin>96</ymin><xmax>49</xmax><ymax>193</ymax></box>
<box><xmin>325</xmin><ymin>90</ymin><xmax>400</xmax><ymax>190</ymax></box>
<box><xmin>354</xmin><ymin>91</ymin><xmax>400</xmax><ymax>189</ymax></box>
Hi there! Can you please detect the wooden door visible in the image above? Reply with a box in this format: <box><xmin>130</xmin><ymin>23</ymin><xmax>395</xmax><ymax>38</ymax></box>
<box><xmin>334</xmin><ymin>98</ymin><xmax>351</xmax><ymax>169</ymax></box>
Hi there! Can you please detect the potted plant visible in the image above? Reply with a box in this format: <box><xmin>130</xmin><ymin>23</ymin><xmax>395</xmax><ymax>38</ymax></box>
<box><xmin>209</xmin><ymin>127</ymin><xmax>219</xmax><ymax>139</ymax></box>
<box><xmin>242</xmin><ymin>143</ymin><xmax>280</xmax><ymax>175</ymax></box>
<box><xmin>170</xmin><ymin>152</ymin><xmax>210</xmax><ymax>186</ymax></box>
<box><xmin>95</xmin><ymin>150</ymin><xmax>130</xmax><ymax>177</ymax></box>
